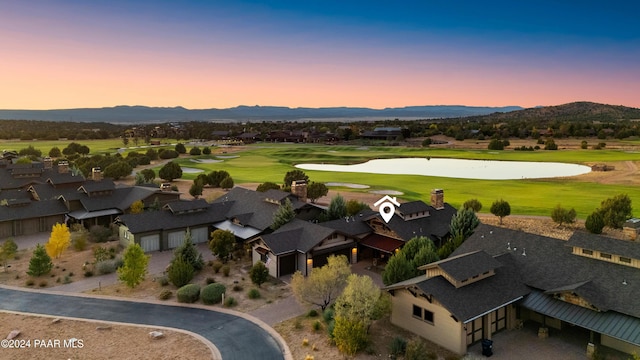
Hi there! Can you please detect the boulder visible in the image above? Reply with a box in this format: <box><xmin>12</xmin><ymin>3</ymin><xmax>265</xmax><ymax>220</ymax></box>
<box><xmin>6</xmin><ymin>330</ymin><xmax>20</xmax><ymax>340</ymax></box>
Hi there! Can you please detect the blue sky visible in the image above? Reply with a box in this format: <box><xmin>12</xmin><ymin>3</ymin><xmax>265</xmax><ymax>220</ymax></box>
<box><xmin>1</xmin><ymin>0</ymin><xmax>638</xmax><ymax>109</ymax></box>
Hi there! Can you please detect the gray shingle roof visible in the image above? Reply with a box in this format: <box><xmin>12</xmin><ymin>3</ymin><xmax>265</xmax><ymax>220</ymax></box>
<box><xmin>455</xmin><ymin>224</ymin><xmax>640</xmax><ymax>318</ymax></box>
<box><xmin>568</xmin><ymin>230</ymin><xmax>640</xmax><ymax>260</ymax></box>
<box><xmin>425</xmin><ymin>251</ymin><xmax>503</xmax><ymax>282</ymax></box>
<box><xmin>382</xmin><ymin>203</ymin><xmax>456</xmax><ymax>241</ymax></box>
<box><xmin>0</xmin><ymin>198</ymin><xmax>68</xmax><ymax>221</ymax></box>
<box><xmin>116</xmin><ymin>202</ymin><xmax>230</xmax><ymax>233</ymax></box>
<box><xmin>261</xmin><ymin>219</ymin><xmax>336</xmax><ymax>255</ymax></box>
<box><xmin>164</xmin><ymin>199</ymin><xmax>209</xmax><ymax>213</ymax></box>
<box><xmin>388</xmin><ymin>252</ymin><xmax>529</xmax><ymax>323</ymax></box>
<box><xmin>321</xmin><ymin>210</ymin><xmax>376</xmax><ymax>236</ymax></box>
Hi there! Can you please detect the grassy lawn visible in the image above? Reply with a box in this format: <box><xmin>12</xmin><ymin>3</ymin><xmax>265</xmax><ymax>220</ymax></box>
<box><xmin>153</xmin><ymin>143</ymin><xmax>640</xmax><ymax>219</ymax></box>
<box><xmin>0</xmin><ymin>138</ymin><xmax>180</xmax><ymax>155</ymax></box>
<box><xmin>3</xmin><ymin>138</ymin><xmax>639</xmax><ymax>219</ymax></box>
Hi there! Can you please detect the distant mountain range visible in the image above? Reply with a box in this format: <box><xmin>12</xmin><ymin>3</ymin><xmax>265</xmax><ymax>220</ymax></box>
<box><xmin>0</xmin><ymin>105</ymin><xmax>523</xmax><ymax>123</ymax></box>
<box><xmin>463</xmin><ymin>102</ymin><xmax>640</xmax><ymax>122</ymax></box>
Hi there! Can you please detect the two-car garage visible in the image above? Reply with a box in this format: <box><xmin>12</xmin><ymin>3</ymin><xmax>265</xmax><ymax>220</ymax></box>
<box><xmin>138</xmin><ymin>227</ymin><xmax>210</xmax><ymax>253</ymax></box>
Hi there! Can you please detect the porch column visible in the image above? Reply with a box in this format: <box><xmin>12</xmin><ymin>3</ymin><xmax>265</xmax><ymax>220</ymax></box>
<box><xmin>483</xmin><ymin>314</ymin><xmax>492</xmax><ymax>340</ymax></box>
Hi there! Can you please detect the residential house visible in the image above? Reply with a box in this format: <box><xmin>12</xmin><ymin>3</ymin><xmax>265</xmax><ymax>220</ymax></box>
<box><xmin>386</xmin><ymin>223</ymin><xmax>640</xmax><ymax>356</ymax></box>
<box><xmin>115</xmin><ymin>199</ymin><xmax>229</xmax><ymax>252</ymax></box>
<box><xmin>251</xmin><ymin>218</ymin><xmax>358</xmax><ymax>278</ymax></box>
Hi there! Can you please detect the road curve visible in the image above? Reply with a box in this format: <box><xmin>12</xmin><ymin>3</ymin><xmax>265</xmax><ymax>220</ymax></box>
<box><xmin>0</xmin><ymin>286</ymin><xmax>286</xmax><ymax>360</ymax></box>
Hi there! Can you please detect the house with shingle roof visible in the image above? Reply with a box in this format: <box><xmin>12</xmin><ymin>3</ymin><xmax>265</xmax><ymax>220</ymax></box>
<box><xmin>251</xmin><ymin>218</ymin><xmax>359</xmax><ymax>278</ymax></box>
<box><xmin>385</xmin><ymin>223</ymin><xmax>640</xmax><ymax>356</ymax></box>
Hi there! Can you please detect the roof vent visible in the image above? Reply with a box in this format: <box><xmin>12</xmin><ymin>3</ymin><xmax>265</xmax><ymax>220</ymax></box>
<box><xmin>522</xmin><ymin>248</ymin><xmax>526</xmax><ymax>256</ymax></box>
<box><xmin>623</xmin><ymin>279</ymin><xmax>628</xmax><ymax>286</ymax></box>
<box><xmin>507</xmin><ymin>242</ymin><xmax>511</xmax><ymax>250</ymax></box>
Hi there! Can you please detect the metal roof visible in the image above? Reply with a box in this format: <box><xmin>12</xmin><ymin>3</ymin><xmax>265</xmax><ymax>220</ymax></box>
<box><xmin>521</xmin><ymin>289</ymin><xmax>640</xmax><ymax>346</ymax></box>
<box><xmin>213</xmin><ymin>220</ymin><xmax>261</xmax><ymax>240</ymax></box>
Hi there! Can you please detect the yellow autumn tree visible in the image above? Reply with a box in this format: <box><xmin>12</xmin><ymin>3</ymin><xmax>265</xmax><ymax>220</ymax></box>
<box><xmin>46</xmin><ymin>223</ymin><xmax>71</xmax><ymax>259</ymax></box>
<box><xmin>130</xmin><ymin>200</ymin><xmax>144</xmax><ymax>214</ymax></box>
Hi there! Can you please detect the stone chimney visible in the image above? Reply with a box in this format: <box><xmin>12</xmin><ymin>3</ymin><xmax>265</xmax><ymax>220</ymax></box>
<box><xmin>291</xmin><ymin>180</ymin><xmax>308</xmax><ymax>202</ymax></box>
<box><xmin>92</xmin><ymin>167</ymin><xmax>103</xmax><ymax>181</ymax></box>
<box><xmin>430</xmin><ymin>189</ymin><xmax>444</xmax><ymax>210</ymax></box>
<box><xmin>43</xmin><ymin>157</ymin><xmax>53</xmax><ymax>169</ymax></box>
<box><xmin>57</xmin><ymin>160</ymin><xmax>69</xmax><ymax>174</ymax></box>
<box><xmin>623</xmin><ymin>218</ymin><xmax>640</xmax><ymax>241</ymax></box>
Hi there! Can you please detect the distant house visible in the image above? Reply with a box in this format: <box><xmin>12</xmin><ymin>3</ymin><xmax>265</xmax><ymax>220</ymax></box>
<box><xmin>249</xmin><ymin>189</ymin><xmax>456</xmax><ymax>277</ymax></box>
<box><xmin>361</xmin><ymin>127</ymin><xmax>404</xmax><ymax>140</ymax></box>
<box><xmin>115</xmin><ymin>199</ymin><xmax>228</xmax><ymax>252</ymax></box>
<box><xmin>386</xmin><ymin>223</ymin><xmax>640</xmax><ymax>356</ymax></box>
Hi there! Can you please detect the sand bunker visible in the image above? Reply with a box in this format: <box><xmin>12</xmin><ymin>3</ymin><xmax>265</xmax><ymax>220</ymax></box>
<box><xmin>326</xmin><ymin>182</ymin><xmax>370</xmax><ymax>189</ymax></box>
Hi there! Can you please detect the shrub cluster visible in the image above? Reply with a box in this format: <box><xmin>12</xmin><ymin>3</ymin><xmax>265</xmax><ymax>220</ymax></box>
<box><xmin>201</xmin><ymin>283</ymin><xmax>226</xmax><ymax>305</ymax></box>
<box><xmin>158</xmin><ymin>289</ymin><xmax>172</xmax><ymax>300</ymax></box>
<box><xmin>224</xmin><ymin>296</ymin><xmax>237</xmax><ymax>307</ymax></box>
<box><xmin>247</xmin><ymin>288</ymin><xmax>261</xmax><ymax>299</ymax></box>
<box><xmin>177</xmin><ymin>284</ymin><xmax>201</xmax><ymax>303</ymax></box>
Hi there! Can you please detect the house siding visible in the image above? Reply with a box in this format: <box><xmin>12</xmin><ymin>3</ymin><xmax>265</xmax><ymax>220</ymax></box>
<box><xmin>601</xmin><ymin>335</ymin><xmax>640</xmax><ymax>355</ymax></box>
<box><xmin>390</xmin><ymin>289</ymin><xmax>466</xmax><ymax>355</ymax></box>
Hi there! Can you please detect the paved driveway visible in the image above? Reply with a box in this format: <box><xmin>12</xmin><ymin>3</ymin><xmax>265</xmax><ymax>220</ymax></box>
<box><xmin>0</xmin><ymin>286</ymin><xmax>285</xmax><ymax>360</ymax></box>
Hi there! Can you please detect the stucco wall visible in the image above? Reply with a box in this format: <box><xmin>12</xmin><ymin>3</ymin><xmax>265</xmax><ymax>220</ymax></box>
<box><xmin>390</xmin><ymin>289</ymin><xmax>466</xmax><ymax>355</ymax></box>
<box><xmin>601</xmin><ymin>335</ymin><xmax>640</xmax><ymax>355</ymax></box>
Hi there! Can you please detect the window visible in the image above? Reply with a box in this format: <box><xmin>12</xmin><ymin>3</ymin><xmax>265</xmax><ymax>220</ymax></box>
<box><xmin>620</xmin><ymin>256</ymin><xmax>632</xmax><ymax>264</ymax></box>
<box><xmin>412</xmin><ymin>305</ymin><xmax>434</xmax><ymax>324</ymax></box>
<box><xmin>423</xmin><ymin>309</ymin><xmax>434</xmax><ymax>323</ymax></box>
<box><xmin>582</xmin><ymin>249</ymin><xmax>593</xmax><ymax>255</ymax></box>
<box><xmin>600</xmin><ymin>252</ymin><xmax>612</xmax><ymax>259</ymax></box>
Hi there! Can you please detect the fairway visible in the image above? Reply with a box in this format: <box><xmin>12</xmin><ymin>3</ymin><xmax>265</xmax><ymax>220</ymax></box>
<box><xmin>162</xmin><ymin>143</ymin><xmax>640</xmax><ymax>219</ymax></box>
<box><xmin>2</xmin><ymin>138</ymin><xmax>638</xmax><ymax>219</ymax></box>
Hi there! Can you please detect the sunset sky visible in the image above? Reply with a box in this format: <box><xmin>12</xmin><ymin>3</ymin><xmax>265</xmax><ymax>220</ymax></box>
<box><xmin>1</xmin><ymin>1</ymin><xmax>639</xmax><ymax>110</ymax></box>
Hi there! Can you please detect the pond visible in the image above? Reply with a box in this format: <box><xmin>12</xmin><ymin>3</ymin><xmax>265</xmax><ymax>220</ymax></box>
<box><xmin>295</xmin><ymin>158</ymin><xmax>591</xmax><ymax>180</ymax></box>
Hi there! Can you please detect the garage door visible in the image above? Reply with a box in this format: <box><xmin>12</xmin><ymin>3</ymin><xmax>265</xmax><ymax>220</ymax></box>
<box><xmin>168</xmin><ymin>231</ymin><xmax>185</xmax><ymax>250</ymax></box>
<box><xmin>140</xmin><ymin>234</ymin><xmax>160</xmax><ymax>252</ymax></box>
<box><xmin>313</xmin><ymin>247</ymin><xmax>351</xmax><ymax>269</ymax></box>
<box><xmin>191</xmin><ymin>227</ymin><xmax>209</xmax><ymax>244</ymax></box>
<box><xmin>279</xmin><ymin>254</ymin><xmax>296</xmax><ymax>277</ymax></box>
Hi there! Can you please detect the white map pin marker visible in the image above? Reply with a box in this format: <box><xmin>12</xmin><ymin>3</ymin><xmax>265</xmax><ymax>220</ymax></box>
<box><xmin>379</xmin><ymin>202</ymin><xmax>395</xmax><ymax>223</ymax></box>
<box><xmin>374</xmin><ymin>195</ymin><xmax>401</xmax><ymax>223</ymax></box>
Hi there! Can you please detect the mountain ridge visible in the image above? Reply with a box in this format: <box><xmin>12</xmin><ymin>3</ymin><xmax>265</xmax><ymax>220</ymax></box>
<box><xmin>0</xmin><ymin>104</ymin><xmax>523</xmax><ymax>123</ymax></box>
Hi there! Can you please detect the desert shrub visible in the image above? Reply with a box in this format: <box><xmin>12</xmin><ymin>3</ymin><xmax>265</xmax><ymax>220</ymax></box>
<box><xmin>333</xmin><ymin>317</ymin><xmax>368</xmax><ymax>356</ymax></box>
<box><xmin>247</xmin><ymin>288</ymin><xmax>261</xmax><ymax>299</ymax></box>
<box><xmin>84</xmin><ymin>270</ymin><xmax>94</xmax><ymax>277</ymax></box>
<box><xmin>177</xmin><ymin>284</ymin><xmax>201</xmax><ymax>303</ymax></box>
<box><xmin>390</xmin><ymin>336</ymin><xmax>407</xmax><ymax>356</ymax></box>
<box><xmin>201</xmin><ymin>283</ymin><xmax>226</xmax><ymax>305</ymax></box>
<box><xmin>89</xmin><ymin>225</ymin><xmax>112</xmax><ymax>243</ymax></box>
<box><xmin>167</xmin><ymin>255</ymin><xmax>195</xmax><ymax>287</ymax></box>
<box><xmin>25</xmin><ymin>279</ymin><xmax>35</xmax><ymax>286</ymax></box>
<box><xmin>222</xmin><ymin>264</ymin><xmax>230</xmax><ymax>277</ymax></box>
<box><xmin>72</xmin><ymin>232</ymin><xmax>88</xmax><ymax>251</ymax></box>
<box><xmin>232</xmin><ymin>284</ymin><xmax>243</xmax><ymax>292</ymax></box>
<box><xmin>39</xmin><ymin>280</ymin><xmax>48</xmax><ymax>287</ymax></box>
<box><xmin>212</xmin><ymin>261</ymin><xmax>223</xmax><ymax>273</ymax></box>
<box><xmin>56</xmin><ymin>277</ymin><xmax>61</xmax><ymax>283</ymax></box>
<box><xmin>158</xmin><ymin>289</ymin><xmax>172</xmax><ymax>300</ymax></box>
<box><xmin>63</xmin><ymin>275</ymin><xmax>72</xmax><ymax>284</ymax></box>
<box><xmin>312</xmin><ymin>320</ymin><xmax>322</xmax><ymax>332</ymax></box>
<box><xmin>93</xmin><ymin>246</ymin><xmax>110</xmax><ymax>263</ymax></box>
<box><xmin>307</xmin><ymin>309</ymin><xmax>319</xmax><ymax>317</ymax></box>
<box><xmin>405</xmin><ymin>338</ymin><xmax>430</xmax><ymax>360</ymax></box>
<box><xmin>96</xmin><ymin>260</ymin><xmax>117</xmax><ymax>275</ymax></box>
<box><xmin>205</xmin><ymin>277</ymin><xmax>216</xmax><ymax>285</ymax></box>
<box><xmin>157</xmin><ymin>275</ymin><xmax>169</xmax><ymax>286</ymax></box>
<box><xmin>323</xmin><ymin>307</ymin><xmax>334</xmax><ymax>323</ymax></box>
<box><xmin>224</xmin><ymin>296</ymin><xmax>237</xmax><ymax>307</ymax></box>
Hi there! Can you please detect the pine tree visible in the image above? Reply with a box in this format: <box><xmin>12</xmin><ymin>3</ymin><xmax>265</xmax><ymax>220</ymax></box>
<box><xmin>327</xmin><ymin>194</ymin><xmax>347</xmax><ymax>220</ymax></box>
<box><xmin>249</xmin><ymin>261</ymin><xmax>270</xmax><ymax>287</ymax></box>
<box><xmin>27</xmin><ymin>244</ymin><xmax>53</xmax><ymax>277</ymax></box>
<box><xmin>271</xmin><ymin>198</ymin><xmax>295</xmax><ymax>230</ymax></box>
<box><xmin>172</xmin><ymin>229</ymin><xmax>204</xmax><ymax>271</ymax></box>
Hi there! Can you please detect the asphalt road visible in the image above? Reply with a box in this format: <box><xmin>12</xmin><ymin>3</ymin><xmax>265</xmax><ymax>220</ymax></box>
<box><xmin>0</xmin><ymin>287</ymin><xmax>284</xmax><ymax>360</ymax></box>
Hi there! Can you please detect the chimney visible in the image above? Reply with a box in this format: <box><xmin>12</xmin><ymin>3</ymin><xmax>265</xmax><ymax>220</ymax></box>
<box><xmin>430</xmin><ymin>189</ymin><xmax>444</xmax><ymax>210</ymax></box>
<box><xmin>623</xmin><ymin>218</ymin><xmax>640</xmax><ymax>241</ymax></box>
<box><xmin>43</xmin><ymin>157</ymin><xmax>53</xmax><ymax>169</ymax></box>
<box><xmin>57</xmin><ymin>160</ymin><xmax>69</xmax><ymax>174</ymax></box>
<box><xmin>92</xmin><ymin>167</ymin><xmax>103</xmax><ymax>181</ymax></box>
<box><xmin>291</xmin><ymin>180</ymin><xmax>308</xmax><ymax>202</ymax></box>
